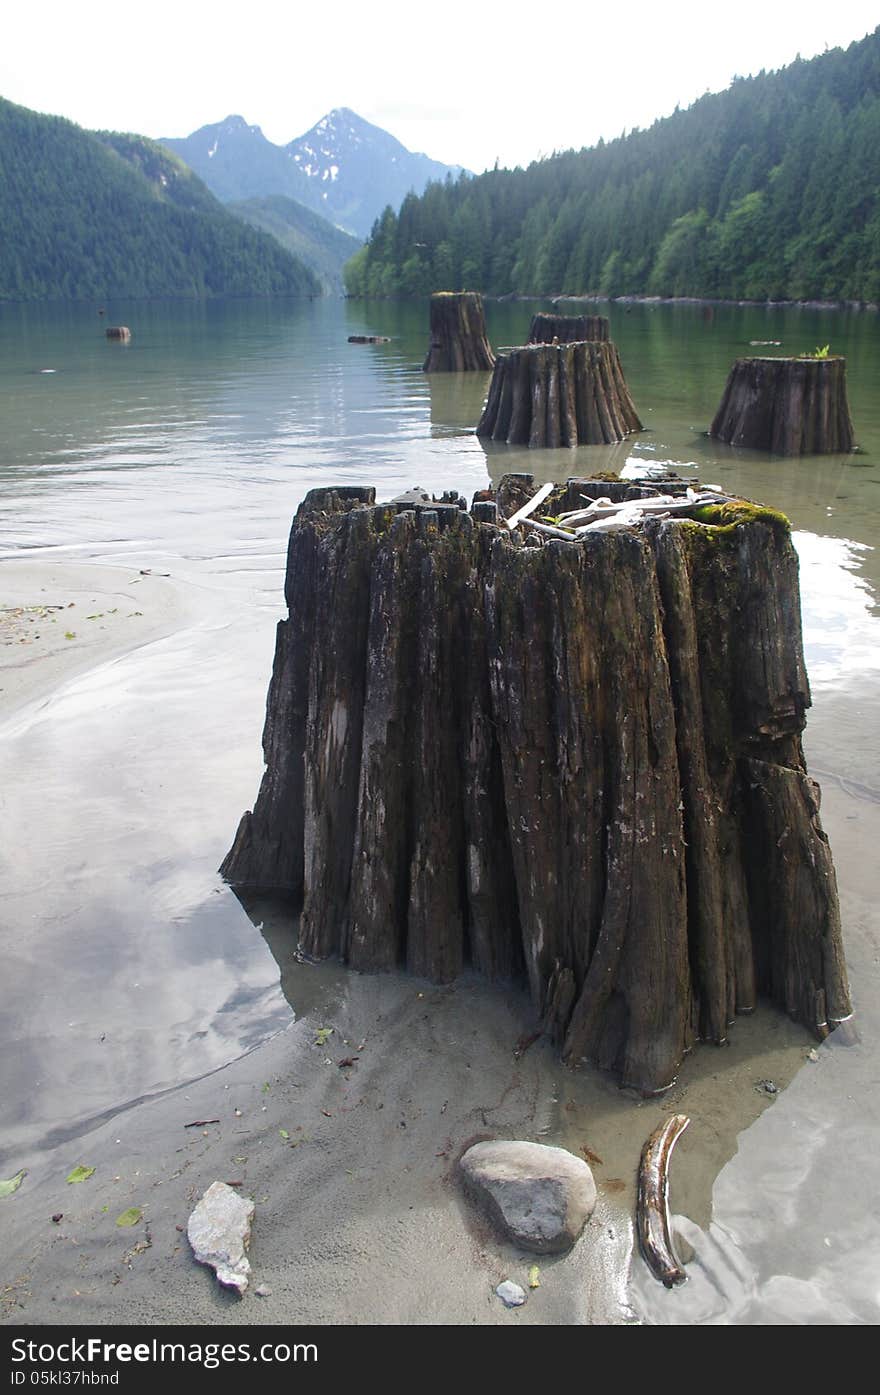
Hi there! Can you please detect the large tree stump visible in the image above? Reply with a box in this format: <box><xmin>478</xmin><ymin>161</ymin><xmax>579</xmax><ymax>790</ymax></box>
<box><xmin>222</xmin><ymin>479</ymin><xmax>851</xmax><ymax>1094</ymax></box>
<box><xmin>477</xmin><ymin>342</ymin><xmax>641</xmax><ymax>446</ymax></box>
<box><xmin>422</xmin><ymin>291</ymin><xmax>496</xmax><ymax>372</ymax></box>
<box><xmin>528</xmin><ymin>313</ymin><xmax>609</xmax><ymax>343</ymax></box>
<box><xmin>709</xmin><ymin>355</ymin><xmax>855</xmax><ymax>455</ymax></box>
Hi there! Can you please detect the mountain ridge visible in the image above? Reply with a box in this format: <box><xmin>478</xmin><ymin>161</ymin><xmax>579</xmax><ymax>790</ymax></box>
<box><xmin>161</xmin><ymin>108</ymin><xmax>465</xmax><ymax>239</ymax></box>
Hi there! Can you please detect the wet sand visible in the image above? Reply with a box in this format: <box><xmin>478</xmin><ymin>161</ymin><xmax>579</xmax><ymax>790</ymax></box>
<box><xmin>1</xmin><ymin>559</ymin><xmax>875</xmax><ymax>1327</ymax></box>
<box><xmin>1</xmin><ymin>559</ymin><xmax>198</xmax><ymax>720</ymax></box>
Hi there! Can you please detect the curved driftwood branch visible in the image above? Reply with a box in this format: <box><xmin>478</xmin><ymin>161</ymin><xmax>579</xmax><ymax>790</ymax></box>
<box><xmin>637</xmin><ymin>1114</ymin><xmax>691</xmax><ymax>1287</ymax></box>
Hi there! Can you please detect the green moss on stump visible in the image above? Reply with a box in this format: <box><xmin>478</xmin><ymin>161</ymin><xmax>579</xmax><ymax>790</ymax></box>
<box><xmin>691</xmin><ymin>500</ymin><xmax>791</xmax><ymax>538</ymax></box>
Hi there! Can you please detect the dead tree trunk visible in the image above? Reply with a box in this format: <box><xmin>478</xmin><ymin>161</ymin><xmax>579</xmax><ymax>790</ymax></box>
<box><xmin>423</xmin><ymin>292</ymin><xmax>496</xmax><ymax>372</ymax></box>
<box><xmin>709</xmin><ymin>356</ymin><xmax>855</xmax><ymax>455</ymax></box>
<box><xmin>528</xmin><ymin>313</ymin><xmax>609</xmax><ymax>343</ymax></box>
<box><xmin>477</xmin><ymin>342</ymin><xmax>641</xmax><ymax>446</ymax></box>
<box><xmin>222</xmin><ymin>480</ymin><xmax>852</xmax><ymax>1095</ymax></box>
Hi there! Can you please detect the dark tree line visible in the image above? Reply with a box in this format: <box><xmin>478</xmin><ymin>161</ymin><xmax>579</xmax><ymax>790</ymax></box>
<box><xmin>345</xmin><ymin>29</ymin><xmax>880</xmax><ymax>304</ymax></box>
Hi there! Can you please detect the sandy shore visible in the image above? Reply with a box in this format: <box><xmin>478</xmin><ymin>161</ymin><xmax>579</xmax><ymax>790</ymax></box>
<box><xmin>0</xmin><ymin>558</ymin><xmax>199</xmax><ymax>721</ymax></box>
<box><xmin>0</xmin><ymin>556</ymin><xmax>872</xmax><ymax>1328</ymax></box>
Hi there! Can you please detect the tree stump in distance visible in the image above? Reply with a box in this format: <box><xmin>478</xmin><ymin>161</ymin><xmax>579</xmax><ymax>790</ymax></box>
<box><xmin>528</xmin><ymin>312</ymin><xmax>609</xmax><ymax>343</ymax></box>
<box><xmin>423</xmin><ymin>291</ymin><xmax>496</xmax><ymax>372</ymax></box>
<box><xmin>709</xmin><ymin>356</ymin><xmax>855</xmax><ymax>455</ymax></box>
<box><xmin>476</xmin><ymin>342</ymin><xmax>642</xmax><ymax>447</ymax></box>
<box><xmin>221</xmin><ymin>478</ymin><xmax>851</xmax><ymax>1095</ymax></box>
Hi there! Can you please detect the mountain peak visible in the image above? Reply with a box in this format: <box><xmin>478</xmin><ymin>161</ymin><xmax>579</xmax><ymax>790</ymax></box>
<box><xmin>162</xmin><ymin>108</ymin><xmax>464</xmax><ymax>239</ymax></box>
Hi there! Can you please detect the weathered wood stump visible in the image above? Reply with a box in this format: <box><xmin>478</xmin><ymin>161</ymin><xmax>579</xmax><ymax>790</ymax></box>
<box><xmin>477</xmin><ymin>342</ymin><xmax>642</xmax><ymax>446</ymax></box>
<box><xmin>528</xmin><ymin>313</ymin><xmax>609</xmax><ymax>343</ymax></box>
<box><xmin>709</xmin><ymin>356</ymin><xmax>855</xmax><ymax>455</ymax></box>
<box><xmin>221</xmin><ymin>479</ymin><xmax>851</xmax><ymax>1094</ymax></box>
<box><xmin>423</xmin><ymin>292</ymin><xmax>496</xmax><ymax>372</ymax></box>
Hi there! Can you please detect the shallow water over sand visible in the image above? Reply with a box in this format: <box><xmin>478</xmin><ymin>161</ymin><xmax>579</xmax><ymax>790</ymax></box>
<box><xmin>1</xmin><ymin>297</ymin><xmax>879</xmax><ymax>1322</ymax></box>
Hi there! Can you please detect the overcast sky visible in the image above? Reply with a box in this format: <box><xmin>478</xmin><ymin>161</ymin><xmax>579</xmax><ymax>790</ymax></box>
<box><xmin>2</xmin><ymin>2</ymin><xmax>878</xmax><ymax>173</ymax></box>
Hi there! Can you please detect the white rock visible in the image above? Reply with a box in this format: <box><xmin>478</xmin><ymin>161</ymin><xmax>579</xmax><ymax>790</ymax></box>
<box><xmin>460</xmin><ymin>1139</ymin><xmax>596</xmax><ymax>1253</ymax></box>
<box><xmin>187</xmin><ymin>1181</ymin><xmax>255</xmax><ymax>1294</ymax></box>
<box><xmin>496</xmin><ymin>1280</ymin><xmax>527</xmax><ymax>1307</ymax></box>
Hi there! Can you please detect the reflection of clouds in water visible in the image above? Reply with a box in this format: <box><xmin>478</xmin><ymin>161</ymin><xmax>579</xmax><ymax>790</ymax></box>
<box><xmin>794</xmin><ymin>531</ymin><xmax>880</xmax><ymax>689</ymax></box>
<box><xmin>0</xmin><ymin>618</ymin><xmax>293</xmax><ymax>1155</ymax></box>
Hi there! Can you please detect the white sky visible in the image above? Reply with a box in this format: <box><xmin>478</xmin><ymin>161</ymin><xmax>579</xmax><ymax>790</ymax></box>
<box><xmin>2</xmin><ymin>1</ymin><xmax>878</xmax><ymax>174</ymax></box>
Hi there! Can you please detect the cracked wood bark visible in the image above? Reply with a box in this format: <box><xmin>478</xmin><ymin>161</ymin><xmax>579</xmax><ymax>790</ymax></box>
<box><xmin>477</xmin><ymin>342</ymin><xmax>641</xmax><ymax>446</ymax></box>
<box><xmin>422</xmin><ymin>291</ymin><xmax>496</xmax><ymax>372</ymax></box>
<box><xmin>222</xmin><ymin>480</ymin><xmax>852</xmax><ymax>1093</ymax></box>
<box><xmin>528</xmin><ymin>313</ymin><xmax>610</xmax><ymax>343</ymax></box>
<box><xmin>709</xmin><ymin>356</ymin><xmax>855</xmax><ymax>454</ymax></box>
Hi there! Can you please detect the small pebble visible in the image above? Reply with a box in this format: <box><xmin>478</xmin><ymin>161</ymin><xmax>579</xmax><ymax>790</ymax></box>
<box><xmin>756</xmin><ymin>1079</ymin><xmax>779</xmax><ymax>1095</ymax></box>
<box><xmin>496</xmin><ymin>1280</ymin><xmax>527</xmax><ymax>1308</ymax></box>
<box><xmin>807</xmin><ymin>1048</ymin><xmax>819</xmax><ymax>1062</ymax></box>
<box><xmin>255</xmin><ymin>1284</ymin><xmax>273</xmax><ymax>1297</ymax></box>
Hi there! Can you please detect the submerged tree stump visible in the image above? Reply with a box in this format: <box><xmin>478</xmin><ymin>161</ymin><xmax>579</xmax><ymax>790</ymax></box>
<box><xmin>709</xmin><ymin>356</ymin><xmax>855</xmax><ymax>455</ymax></box>
<box><xmin>528</xmin><ymin>313</ymin><xmax>609</xmax><ymax>343</ymax></box>
<box><xmin>422</xmin><ymin>292</ymin><xmax>496</xmax><ymax>372</ymax></box>
<box><xmin>221</xmin><ymin>479</ymin><xmax>851</xmax><ymax>1094</ymax></box>
<box><xmin>477</xmin><ymin>341</ymin><xmax>642</xmax><ymax>447</ymax></box>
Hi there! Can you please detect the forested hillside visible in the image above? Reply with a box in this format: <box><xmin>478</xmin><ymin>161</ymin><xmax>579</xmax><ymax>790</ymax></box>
<box><xmin>0</xmin><ymin>100</ymin><xmax>321</xmax><ymax>300</ymax></box>
<box><xmin>227</xmin><ymin>195</ymin><xmax>361</xmax><ymax>293</ymax></box>
<box><xmin>346</xmin><ymin>29</ymin><xmax>880</xmax><ymax>304</ymax></box>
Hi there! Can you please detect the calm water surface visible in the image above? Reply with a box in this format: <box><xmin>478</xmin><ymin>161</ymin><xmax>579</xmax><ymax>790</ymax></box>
<box><xmin>1</xmin><ymin>297</ymin><xmax>879</xmax><ymax>1323</ymax></box>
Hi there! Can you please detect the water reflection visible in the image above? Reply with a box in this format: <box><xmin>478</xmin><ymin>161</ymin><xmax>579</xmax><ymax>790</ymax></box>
<box><xmin>427</xmin><ymin>371</ymin><xmax>491</xmax><ymax>437</ymax></box>
<box><xmin>232</xmin><ymin>890</ymin><xmax>349</xmax><ymax>1021</ymax></box>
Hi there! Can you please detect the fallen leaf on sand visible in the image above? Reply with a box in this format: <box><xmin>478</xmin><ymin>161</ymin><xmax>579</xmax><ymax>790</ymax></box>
<box><xmin>66</xmin><ymin>1166</ymin><xmax>95</xmax><ymax>1185</ymax></box>
<box><xmin>528</xmin><ymin>1265</ymin><xmax>541</xmax><ymax>1289</ymax></box>
<box><xmin>581</xmin><ymin>1144</ymin><xmax>604</xmax><ymax>1166</ymax></box>
<box><xmin>115</xmin><ymin>1207</ymin><xmax>143</xmax><ymax>1228</ymax></box>
<box><xmin>0</xmin><ymin>1170</ymin><xmax>27</xmax><ymax>1198</ymax></box>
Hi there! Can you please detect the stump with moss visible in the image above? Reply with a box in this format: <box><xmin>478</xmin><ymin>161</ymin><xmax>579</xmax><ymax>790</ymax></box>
<box><xmin>709</xmin><ymin>355</ymin><xmax>855</xmax><ymax>455</ymax></box>
<box><xmin>528</xmin><ymin>313</ymin><xmax>609</xmax><ymax>344</ymax></box>
<box><xmin>221</xmin><ymin>477</ymin><xmax>851</xmax><ymax>1095</ymax></box>
<box><xmin>477</xmin><ymin>341</ymin><xmax>641</xmax><ymax>447</ymax></box>
<box><xmin>422</xmin><ymin>292</ymin><xmax>495</xmax><ymax>372</ymax></box>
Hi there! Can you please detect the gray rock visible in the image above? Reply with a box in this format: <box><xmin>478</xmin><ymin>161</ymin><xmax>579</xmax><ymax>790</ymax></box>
<box><xmin>460</xmin><ymin>1139</ymin><xmax>596</xmax><ymax>1253</ymax></box>
<box><xmin>187</xmin><ymin>1181</ymin><xmax>255</xmax><ymax>1294</ymax></box>
<box><xmin>495</xmin><ymin>1280</ymin><xmax>527</xmax><ymax>1307</ymax></box>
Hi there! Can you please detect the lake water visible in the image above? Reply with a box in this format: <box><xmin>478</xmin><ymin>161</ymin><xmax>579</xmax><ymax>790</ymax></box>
<box><xmin>1</xmin><ymin>296</ymin><xmax>879</xmax><ymax>1323</ymax></box>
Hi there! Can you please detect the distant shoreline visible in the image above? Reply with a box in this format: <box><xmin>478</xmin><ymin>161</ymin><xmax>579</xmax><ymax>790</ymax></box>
<box><xmin>515</xmin><ymin>292</ymin><xmax>880</xmax><ymax>314</ymax></box>
<box><xmin>344</xmin><ymin>291</ymin><xmax>879</xmax><ymax>313</ymax></box>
